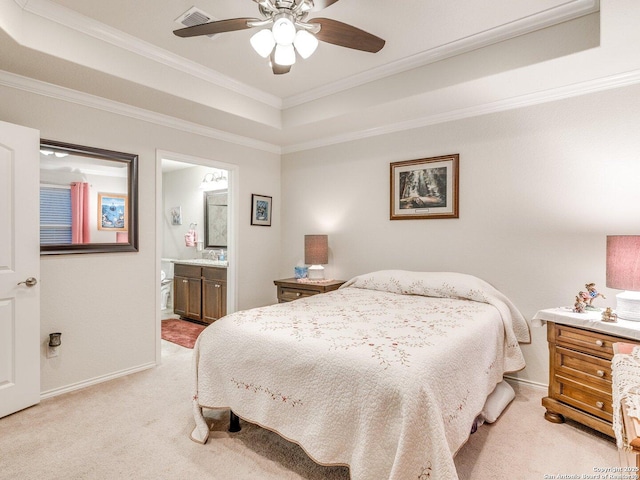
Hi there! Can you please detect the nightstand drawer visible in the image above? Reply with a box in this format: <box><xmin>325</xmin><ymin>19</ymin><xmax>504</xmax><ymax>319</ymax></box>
<box><xmin>278</xmin><ymin>286</ymin><xmax>315</xmax><ymax>302</ymax></box>
<box><xmin>555</xmin><ymin>324</ymin><xmax>617</xmax><ymax>359</ymax></box>
<box><xmin>274</xmin><ymin>278</ymin><xmax>346</xmax><ymax>303</ymax></box>
<box><xmin>555</xmin><ymin>373</ymin><xmax>612</xmax><ymax>422</ymax></box>
<box><xmin>555</xmin><ymin>346</ymin><xmax>612</xmax><ymax>388</ymax></box>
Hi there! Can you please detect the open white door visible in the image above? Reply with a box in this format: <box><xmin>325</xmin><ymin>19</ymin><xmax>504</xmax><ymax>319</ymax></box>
<box><xmin>0</xmin><ymin>120</ymin><xmax>40</xmax><ymax>418</ymax></box>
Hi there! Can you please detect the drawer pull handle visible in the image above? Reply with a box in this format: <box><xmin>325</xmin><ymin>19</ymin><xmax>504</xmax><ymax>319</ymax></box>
<box><xmin>296</xmin><ymin>293</ymin><xmax>301</xmax><ymax>297</ymax></box>
<box><xmin>596</xmin><ymin>401</ymin><xmax>604</xmax><ymax>409</ymax></box>
<box><xmin>595</xmin><ymin>340</ymin><xmax>604</xmax><ymax>347</ymax></box>
<box><xmin>183</xmin><ymin>279</ymin><xmax>188</xmax><ymax>283</ymax></box>
<box><xmin>596</xmin><ymin>370</ymin><xmax>605</xmax><ymax>377</ymax></box>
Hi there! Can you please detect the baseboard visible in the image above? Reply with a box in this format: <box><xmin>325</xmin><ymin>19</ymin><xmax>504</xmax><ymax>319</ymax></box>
<box><xmin>40</xmin><ymin>361</ymin><xmax>157</xmax><ymax>400</ymax></box>
<box><xmin>504</xmin><ymin>375</ymin><xmax>548</xmax><ymax>391</ymax></box>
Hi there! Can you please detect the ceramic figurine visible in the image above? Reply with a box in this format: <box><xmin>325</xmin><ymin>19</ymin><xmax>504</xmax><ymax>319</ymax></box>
<box><xmin>573</xmin><ymin>295</ymin><xmax>587</xmax><ymax>313</ymax></box>
<box><xmin>584</xmin><ymin>283</ymin><xmax>606</xmax><ymax>310</ymax></box>
<box><xmin>601</xmin><ymin>307</ymin><xmax>617</xmax><ymax>323</ymax></box>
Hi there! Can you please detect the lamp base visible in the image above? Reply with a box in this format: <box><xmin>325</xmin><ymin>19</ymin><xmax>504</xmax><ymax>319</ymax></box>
<box><xmin>616</xmin><ymin>291</ymin><xmax>640</xmax><ymax>322</ymax></box>
<box><xmin>307</xmin><ymin>265</ymin><xmax>325</xmax><ymax>280</ymax></box>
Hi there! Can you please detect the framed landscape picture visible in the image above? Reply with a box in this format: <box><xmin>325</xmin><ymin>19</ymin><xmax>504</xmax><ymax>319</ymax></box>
<box><xmin>390</xmin><ymin>154</ymin><xmax>459</xmax><ymax>220</ymax></box>
<box><xmin>251</xmin><ymin>194</ymin><xmax>272</xmax><ymax>226</ymax></box>
<box><xmin>98</xmin><ymin>193</ymin><xmax>128</xmax><ymax>231</ymax></box>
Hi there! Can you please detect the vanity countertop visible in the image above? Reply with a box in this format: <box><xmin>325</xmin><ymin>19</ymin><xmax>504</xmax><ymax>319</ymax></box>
<box><xmin>172</xmin><ymin>259</ymin><xmax>228</xmax><ymax>268</ymax></box>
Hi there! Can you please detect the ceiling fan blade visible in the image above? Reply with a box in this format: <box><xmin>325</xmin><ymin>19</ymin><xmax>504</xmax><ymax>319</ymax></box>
<box><xmin>173</xmin><ymin>18</ymin><xmax>260</xmax><ymax>38</ymax></box>
<box><xmin>311</xmin><ymin>18</ymin><xmax>385</xmax><ymax>53</ymax></box>
<box><xmin>308</xmin><ymin>0</ymin><xmax>341</xmax><ymax>12</ymax></box>
<box><xmin>270</xmin><ymin>52</ymin><xmax>292</xmax><ymax>75</ymax></box>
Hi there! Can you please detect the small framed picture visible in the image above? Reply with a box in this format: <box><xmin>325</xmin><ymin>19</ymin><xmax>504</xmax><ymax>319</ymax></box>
<box><xmin>97</xmin><ymin>193</ymin><xmax>128</xmax><ymax>231</ymax></box>
<box><xmin>170</xmin><ymin>206</ymin><xmax>182</xmax><ymax>225</ymax></box>
<box><xmin>251</xmin><ymin>194</ymin><xmax>272</xmax><ymax>226</ymax></box>
<box><xmin>390</xmin><ymin>154</ymin><xmax>459</xmax><ymax>220</ymax></box>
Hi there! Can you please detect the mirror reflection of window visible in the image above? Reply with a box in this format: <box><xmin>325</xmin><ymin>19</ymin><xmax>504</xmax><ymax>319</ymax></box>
<box><xmin>40</xmin><ymin>185</ymin><xmax>72</xmax><ymax>244</ymax></box>
<box><xmin>39</xmin><ymin>140</ymin><xmax>138</xmax><ymax>254</ymax></box>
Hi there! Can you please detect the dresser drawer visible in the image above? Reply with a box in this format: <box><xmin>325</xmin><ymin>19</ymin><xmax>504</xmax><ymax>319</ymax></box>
<box><xmin>543</xmin><ymin>319</ymin><xmax>640</xmax><ymax>438</ymax></box>
<box><xmin>555</xmin><ymin>324</ymin><xmax>619</xmax><ymax>359</ymax></box>
<box><xmin>278</xmin><ymin>286</ymin><xmax>315</xmax><ymax>302</ymax></box>
<box><xmin>554</xmin><ymin>373</ymin><xmax>612</xmax><ymax>422</ymax></box>
<box><xmin>555</xmin><ymin>345</ymin><xmax>611</xmax><ymax>388</ymax></box>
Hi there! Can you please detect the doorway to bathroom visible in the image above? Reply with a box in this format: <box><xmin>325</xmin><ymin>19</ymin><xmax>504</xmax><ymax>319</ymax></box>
<box><xmin>155</xmin><ymin>150</ymin><xmax>238</xmax><ymax>360</ymax></box>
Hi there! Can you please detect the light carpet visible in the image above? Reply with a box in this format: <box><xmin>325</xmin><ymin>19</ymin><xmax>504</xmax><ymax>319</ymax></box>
<box><xmin>0</xmin><ymin>341</ymin><xmax>623</xmax><ymax>479</ymax></box>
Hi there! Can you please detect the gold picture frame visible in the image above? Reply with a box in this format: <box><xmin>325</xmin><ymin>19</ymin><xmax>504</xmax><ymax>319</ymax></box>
<box><xmin>97</xmin><ymin>193</ymin><xmax>128</xmax><ymax>231</ymax></box>
<box><xmin>390</xmin><ymin>154</ymin><xmax>459</xmax><ymax>220</ymax></box>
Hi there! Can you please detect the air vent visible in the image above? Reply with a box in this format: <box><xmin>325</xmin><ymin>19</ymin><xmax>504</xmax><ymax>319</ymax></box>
<box><xmin>175</xmin><ymin>7</ymin><xmax>218</xmax><ymax>38</ymax></box>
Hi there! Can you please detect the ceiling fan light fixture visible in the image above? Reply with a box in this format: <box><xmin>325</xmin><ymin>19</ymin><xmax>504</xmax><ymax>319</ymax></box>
<box><xmin>293</xmin><ymin>29</ymin><xmax>318</xmax><ymax>59</ymax></box>
<box><xmin>272</xmin><ymin>14</ymin><xmax>296</xmax><ymax>45</ymax></box>
<box><xmin>274</xmin><ymin>43</ymin><xmax>296</xmax><ymax>66</ymax></box>
<box><xmin>250</xmin><ymin>29</ymin><xmax>276</xmax><ymax>57</ymax></box>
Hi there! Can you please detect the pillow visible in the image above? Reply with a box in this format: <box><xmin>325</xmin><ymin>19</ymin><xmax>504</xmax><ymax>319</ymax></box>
<box><xmin>481</xmin><ymin>380</ymin><xmax>515</xmax><ymax>423</ymax></box>
<box><xmin>342</xmin><ymin>270</ymin><xmax>531</xmax><ymax>343</ymax></box>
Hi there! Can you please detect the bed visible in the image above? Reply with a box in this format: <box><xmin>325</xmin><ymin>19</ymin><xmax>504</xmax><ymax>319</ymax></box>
<box><xmin>190</xmin><ymin>270</ymin><xmax>530</xmax><ymax>480</ymax></box>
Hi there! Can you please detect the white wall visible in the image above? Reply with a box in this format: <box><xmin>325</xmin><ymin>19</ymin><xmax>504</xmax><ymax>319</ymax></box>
<box><xmin>0</xmin><ymin>84</ymin><xmax>281</xmax><ymax>395</ymax></box>
<box><xmin>162</xmin><ymin>165</ymin><xmax>221</xmax><ymax>261</ymax></box>
<box><xmin>280</xmin><ymin>83</ymin><xmax>640</xmax><ymax>386</ymax></box>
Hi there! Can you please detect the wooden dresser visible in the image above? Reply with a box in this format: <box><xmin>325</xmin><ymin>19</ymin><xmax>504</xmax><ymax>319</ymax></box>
<box><xmin>274</xmin><ymin>278</ymin><xmax>345</xmax><ymax>303</ymax></box>
<box><xmin>535</xmin><ymin>308</ymin><xmax>640</xmax><ymax>437</ymax></box>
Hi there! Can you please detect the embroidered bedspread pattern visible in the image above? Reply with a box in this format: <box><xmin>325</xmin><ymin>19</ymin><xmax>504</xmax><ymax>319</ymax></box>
<box><xmin>191</xmin><ymin>271</ymin><xmax>528</xmax><ymax>480</ymax></box>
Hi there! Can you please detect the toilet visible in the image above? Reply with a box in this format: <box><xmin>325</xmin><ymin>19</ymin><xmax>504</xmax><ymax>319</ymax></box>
<box><xmin>160</xmin><ymin>259</ymin><xmax>174</xmax><ymax>310</ymax></box>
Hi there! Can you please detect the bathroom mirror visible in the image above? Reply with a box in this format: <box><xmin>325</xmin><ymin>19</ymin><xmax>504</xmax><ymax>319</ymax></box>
<box><xmin>40</xmin><ymin>139</ymin><xmax>139</xmax><ymax>255</ymax></box>
<box><xmin>204</xmin><ymin>190</ymin><xmax>227</xmax><ymax>248</ymax></box>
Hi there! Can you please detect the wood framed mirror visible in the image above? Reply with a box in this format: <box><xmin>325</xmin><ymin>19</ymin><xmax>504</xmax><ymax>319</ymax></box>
<box><xmin>40</xmin><ymin>139</ymin><xmax>139</xmax><ymax>255</ymax></box>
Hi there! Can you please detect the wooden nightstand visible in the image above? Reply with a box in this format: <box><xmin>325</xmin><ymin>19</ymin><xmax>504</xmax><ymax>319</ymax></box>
<box><xmin>274</xmin><ymin>278</ymin><xmax>346</xmax><ymax>303</ymax></box>
<box><xmin>534</xmin><ymin>308</ymin><xmax>640</xmax><ymax>437</ymax></box>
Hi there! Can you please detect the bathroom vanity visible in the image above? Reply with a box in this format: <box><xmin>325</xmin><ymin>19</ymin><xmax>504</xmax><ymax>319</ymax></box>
<box><xmin>173</xmin><ymin>260</ymin><xmax>227</xmax><ymax>324</ymax></box>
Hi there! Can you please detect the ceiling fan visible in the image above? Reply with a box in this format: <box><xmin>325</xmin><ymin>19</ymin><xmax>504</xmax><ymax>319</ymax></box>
<box><xmin>173</xmin><ymin>0</ymin><xmax>385</xmax><ymax>75</ymax></box>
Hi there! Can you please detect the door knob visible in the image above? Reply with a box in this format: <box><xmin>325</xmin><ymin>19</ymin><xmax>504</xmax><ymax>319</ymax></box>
<box><xmin>17</xmin><ymin>277</ymin><xmax>38</xmax><ymax>287</ymax></box>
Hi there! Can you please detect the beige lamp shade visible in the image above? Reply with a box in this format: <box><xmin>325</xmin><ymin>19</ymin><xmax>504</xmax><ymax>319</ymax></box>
<box><xmin>606</xmin><ymin>235</ymin><xmax>640</xmax><ymax>291</ymax></box>
<box><xmin>305</xmin><ymin>235</ymin><xmax>328</xmax><ymax>265</ymax></box>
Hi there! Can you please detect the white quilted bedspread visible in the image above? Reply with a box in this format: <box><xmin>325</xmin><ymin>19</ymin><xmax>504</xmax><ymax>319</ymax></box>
<box><xmin>191</xmin><ymin>271</ymin><xmax>530</xmax><ymax>480</ymax></box>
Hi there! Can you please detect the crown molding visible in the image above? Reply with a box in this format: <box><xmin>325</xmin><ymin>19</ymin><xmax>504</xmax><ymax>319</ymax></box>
<box><xmin>282</xmin><ymin>68</ymin><xmax>640</xmax><ymax>154</ymax></box>
<box><xmin>2</xmin><ymin>66</ymin><xmax>637</xmax><ymax>156</ymax></box>
<box><xmin>282</xmin><ymin>0</ymin><xmax>600</xmax><ymax>108</ymax></box>
<box><xmin>0</xmin><ymin>69</ymin><xmax>281</xmax><ymax>154</ymax></box>
<box><xmin>18</xmin><ymin>0</ymin><xmax>283</xmax><ymax>110</ymax></box>
<box><xmin>15</xmin><ymin>0</ymin><xmax>599</xmax><ymax>113</ymax></box>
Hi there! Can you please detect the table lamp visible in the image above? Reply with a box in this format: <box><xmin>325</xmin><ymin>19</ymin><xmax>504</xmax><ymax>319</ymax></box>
<box><xmin>305</xmin><ymin>234</ymin><xmax>328</xmax><ymax>280</ymax></box>
<box><xmin>606</xmin><ymin>235</ymin><xmax>640</xmax><ymax>321</ymax></box>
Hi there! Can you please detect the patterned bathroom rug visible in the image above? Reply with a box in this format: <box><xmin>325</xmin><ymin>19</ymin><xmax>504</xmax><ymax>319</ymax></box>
<box><xmin>161</xmin><ymin>319</ymin><xmax>206</xmax><ymax>349</ymax></box>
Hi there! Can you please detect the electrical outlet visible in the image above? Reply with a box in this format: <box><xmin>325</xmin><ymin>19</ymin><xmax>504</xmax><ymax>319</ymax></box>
<box><xmin>47</xmin><ymin>346</ymin><xmax>59</xmax><ymax>358</ymax></box>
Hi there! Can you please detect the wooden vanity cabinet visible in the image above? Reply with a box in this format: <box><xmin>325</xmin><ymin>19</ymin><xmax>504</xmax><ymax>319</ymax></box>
<box><xmin>203</xmin><ymin>267</ymin><xmax>227</xmax><ymax>323</ymax></box>
<box><xmin>173</xmin><ymin>264</ymin><xmax>226</xmax><ymax>324</ymax></box>
<box><xmin>173</xmin><ymin>264</ymin><xmax>202</xmax><ymax>320</ymax></box>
